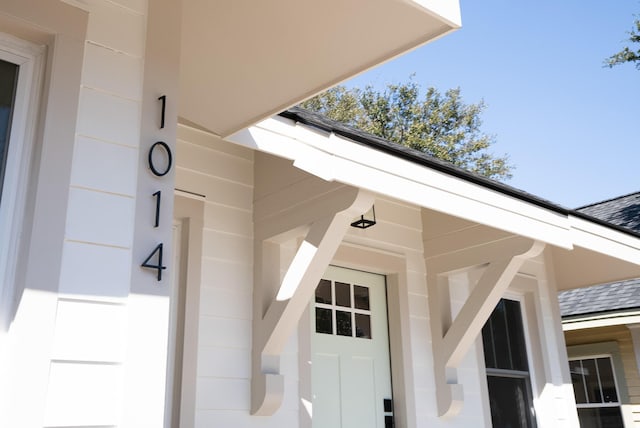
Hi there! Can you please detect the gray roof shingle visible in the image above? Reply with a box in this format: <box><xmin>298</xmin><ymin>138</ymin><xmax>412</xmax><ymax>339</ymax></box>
<box><xmin>560</xmin><ymin>191</ymin><xmax>640</xmax><ymax>317</ymax></box>
<box><xmin>558</xmin><ymin>278</ymin><xmax>640</xmax><ymax>317</ymax></box>
<box><xmin>577</xmin><ymin>191</ymin><xmax>640</xmax><ymax>233</ymax></box>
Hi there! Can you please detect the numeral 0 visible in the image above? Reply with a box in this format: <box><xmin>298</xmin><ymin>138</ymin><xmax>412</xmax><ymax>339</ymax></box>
<box><xmin>148</xmin><ymin>141</ymin><xmax>173</xmax><ymax>177</ymax></box>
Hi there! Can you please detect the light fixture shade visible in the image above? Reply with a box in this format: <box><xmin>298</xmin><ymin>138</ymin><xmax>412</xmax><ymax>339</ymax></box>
<box><xmin>350</xmin><ymin>205</ymin><xmax>376</xmax><ymax>229</ymax></box>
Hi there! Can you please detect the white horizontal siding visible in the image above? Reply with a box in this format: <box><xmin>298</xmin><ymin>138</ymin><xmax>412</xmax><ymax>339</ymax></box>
<box><xmin>45</xmin><ymin>1</ymin><xmax>148</xmax><ymax>427</ymax></box>
<box><xmin>70</xmin><ymin>136</ymin><xmax>138</xmax><ymax>196</ymax></box>
<box><xmin>176</xmin><ymin>128</ymin><xmax>260</xmax><ymax>425</ymax></box>
<box><xmin>43</xmin><ymin>362</ymin><xmax>124</xmax><ymax>427</ymax></box>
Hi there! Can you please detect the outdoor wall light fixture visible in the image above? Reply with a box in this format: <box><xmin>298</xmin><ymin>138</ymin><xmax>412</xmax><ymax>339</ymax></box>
<box><xmin>350</xmin><ymin>205</ymin><xmax>377</xmax><ymax>229</ymax></box>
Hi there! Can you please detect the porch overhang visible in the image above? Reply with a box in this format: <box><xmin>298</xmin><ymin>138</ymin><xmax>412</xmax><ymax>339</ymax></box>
<box><xmin>227</xmin><ymin>115</ymin><xmax>640</xmax><ymax>290</ymax></box>
<box><xmin>178</xmin><ymin>0</ymin><xmax>461</xmax><ymax>137</ymax></box>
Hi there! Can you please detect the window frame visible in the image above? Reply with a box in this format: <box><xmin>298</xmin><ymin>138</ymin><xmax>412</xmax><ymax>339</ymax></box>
<box><xmin>0</xmin><ymin>32</ymin><xmax>45</xmax><ymax>326</ymax></box>
<box><xmin>568</xmin><ymin>354</ymin><xmax>622</xmax><ymax>409</ymax></box>
<box><xmin>481</xmin><ymin>296</ymin><xmax>538</xmax><ymax>428</ymax></box>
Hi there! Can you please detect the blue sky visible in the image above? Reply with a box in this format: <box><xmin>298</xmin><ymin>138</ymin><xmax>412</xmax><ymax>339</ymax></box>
<box><xmin>346</xmin><ymin>0</ymin><xmax>639</xmax><ymax>208</ymax></box>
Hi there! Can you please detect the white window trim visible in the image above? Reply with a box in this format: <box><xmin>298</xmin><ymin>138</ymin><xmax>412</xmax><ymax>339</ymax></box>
<box><xmin>0</xmin><ymin>32</ymin><xmax>45</xmax><ymax>327</ymax></box>
<box><xmin>566</xmin><ymin>341</ymin><xmax>630</xmax><ymax>405</ymax></box>
<box><xmin>568</xmin><ymin>353</ymin><xmax>624</xmax><ymax>408</ymax></box>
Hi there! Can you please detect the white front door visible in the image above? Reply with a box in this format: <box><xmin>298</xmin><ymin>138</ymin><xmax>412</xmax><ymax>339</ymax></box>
<box><xmin>311</xmin><ymin>266</ymin><xmax>393</xmax><ymax>428</ymax></box>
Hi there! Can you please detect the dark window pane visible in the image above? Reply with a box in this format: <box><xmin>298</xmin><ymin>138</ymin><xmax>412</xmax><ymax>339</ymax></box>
<box><xmin>315</xmin><ymin>307</ymin><xmax>332</xmax><ymax>334</ymax></box>
<box><xmin>0</xmin><ymin>59</ymin><xmax>19</xmax><ymax>203</ymax></box>
<box><xmin>487</xmin><ymin>375</ymin><xmax>533</xmax><ymax>428</ymax></box>
<box><xmin>582</xmin><ymin>359</ymin><xmax>602</xmax><ymax>403</ymax></box>
<box><xmin>488</xmin><ymin>300</ymin><xmax>511</xmax><ymax>369</ymax></box>
<box><xmin>505</xmin><ymin>300</ymin><xmax>529</xmax><ymax>371</ymax></box>
<box><xmin>315</xmin><ymin>279</ymin><xmax>332</xmax><ymax>304</ymax></box>
<box><xmin>482</xmin><ymin>320</ymin><xmax>497</xmax><ymax>369</ymax></box>
<box><xmin>355</xmin><ymin>313</ymin><xmax>371</xmax><ymax>339</ymax></box>
<box><xmin>335</xmin><ymin>282</ymin><xmax>351</xmax><ymax>307</ymax></box>
<box><xmin>336</xmin><ymin>310</ymin><xmax>352</xmax><ymax>336</ymax></box>
<box><xmin>482</xmin><ymin>299</ymin><xmax>529</xmax><ymax>371</ymax></box>
<box><xmin>597</xmin><ymin>358</ymin><xmax>619</xmax><ymax>403</ymax></box>
<box><xmin>569</xmin><ymin>360</ymin><xmax>588</xmax><ymax>404</ymax></box>
<box><xmin>577</xmin><ymin>407</ymin><xmax>624</xmax><ymax>428</ymax></box>
<box><xmin>354</xmin><ymin>285</ymin><xmax>370</xmax><ymax>310</ymax></box>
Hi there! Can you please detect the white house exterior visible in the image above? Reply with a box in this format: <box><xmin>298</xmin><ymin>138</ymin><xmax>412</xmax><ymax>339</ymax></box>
<box><xmin>2</xmin><ymin>1</ymin><xmax>640</xmax><ymax>428</ymax></box>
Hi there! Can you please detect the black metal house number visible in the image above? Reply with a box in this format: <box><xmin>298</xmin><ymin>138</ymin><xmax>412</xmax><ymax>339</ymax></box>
<box><xmin>141</xmin><ymin>95</ymin><xmax>172</xmax><ymax>281</ymax></box>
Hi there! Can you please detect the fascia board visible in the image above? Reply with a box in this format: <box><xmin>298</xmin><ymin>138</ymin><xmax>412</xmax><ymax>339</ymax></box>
<box><xmin>562</xmin><ymin>311</ymin><xmax>640</xmax><ymax>331</ymax></box>
<box><xmin>403</xmin><ymin>0</ymin><xmax>462</xmax><ymax>28</ymax></box>
<box><xmin>568</xmin><ymin>215</ymin><xmax>640</xmax><ymax>265</ymax></box>
<box><xmin>230</xmin><ymin>118</ymin><xmax>574</xmax><ymax>249</ymax></box>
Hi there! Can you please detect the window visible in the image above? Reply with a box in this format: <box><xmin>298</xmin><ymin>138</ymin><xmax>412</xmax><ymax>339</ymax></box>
<box><xmin>314</xmin><ymin>278</ymin><xmax>372</xmax><ymax>339</ymax></box>
<box><xmin>0</xmin><ymin>33</ymin><xmax>44</xmax><ymax>326</ymax></box>
<box><xmin>482</xmin><ymin>298</ymin><xmax>536</xmax><ymax>428</ymax></box>
<box><xmin>0</xmin><ymin>59</ymin><xmax>19</xmax><ymax>199</ymax></box>
<box><xmin>569</xmin><ymin>356</ymin><xmax>624</xmax><ymax>428</ymax></box>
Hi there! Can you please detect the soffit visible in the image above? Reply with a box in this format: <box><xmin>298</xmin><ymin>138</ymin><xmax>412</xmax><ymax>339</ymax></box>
<box><xmin>178</xmin><ymin>0</ymin><xmax>460</xmax><ymax>137</ymax></box>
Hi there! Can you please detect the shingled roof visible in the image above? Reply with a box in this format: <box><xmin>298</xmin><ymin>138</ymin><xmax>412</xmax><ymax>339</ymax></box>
<box><xmin>576</xmin><ymin>191</ymin><xmax>640</xmax><ymax>232</ymax></box>
<box><xmin>559</xmin><ymin>191</ymin><xmax>640</xmax><ymax>318</ymax></box>
<box><xmin>559</xmin><ymin>279</ymin><xmax>640</xmax><ymax>318</ymax></box>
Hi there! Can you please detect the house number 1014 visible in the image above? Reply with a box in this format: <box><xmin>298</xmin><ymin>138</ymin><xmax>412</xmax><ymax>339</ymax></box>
<box><xmin>141</xmin><ymin>95</ymin><xmax>172</xmax><ymax>281</ymax></box>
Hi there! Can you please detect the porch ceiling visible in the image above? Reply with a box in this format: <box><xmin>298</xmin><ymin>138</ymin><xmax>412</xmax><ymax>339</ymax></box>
<box><xmin>178</xmin><ymin>0</ymin><xmax>460</xmax><ymax>137</ymax></box>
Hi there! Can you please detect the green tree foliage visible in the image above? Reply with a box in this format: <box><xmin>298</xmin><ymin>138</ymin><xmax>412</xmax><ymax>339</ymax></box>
<box><xmin>300</xmin><ymin>80</ymin><xmax>513</xmax><ymax>181</ymax></box>
<box><xmin>605</xmin><ymin>17</ymin><xmax>640</xmax><ymax>69</ymax></box>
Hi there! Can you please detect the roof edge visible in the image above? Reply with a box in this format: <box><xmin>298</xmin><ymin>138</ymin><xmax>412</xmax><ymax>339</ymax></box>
<box><xmin>280</xmin><ymin>108</ymin><xmax>640</xmax><ymax>241</ymax></box>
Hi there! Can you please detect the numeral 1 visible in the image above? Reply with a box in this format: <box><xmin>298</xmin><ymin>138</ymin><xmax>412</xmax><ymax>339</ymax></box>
<box><xmin>153</xmin><ymin>190</ymin><xmax>161</xmax><ymax>227</ymax></box>
<box><xmin>158</xmin><ymin>95</ymin><xmax>166</xmax><ymax>129</ymax></box>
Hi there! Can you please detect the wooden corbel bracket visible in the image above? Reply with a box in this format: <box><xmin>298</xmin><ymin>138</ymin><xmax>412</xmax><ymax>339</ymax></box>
<box><xmin>251</xmin><ymin>185</ymin><xmax>374</xmax><ymax>415</ymax></box>
<box><xmin>426</xmin><ymin>237</ymin><xmax>545</xmax><ymax>417</ymax></box>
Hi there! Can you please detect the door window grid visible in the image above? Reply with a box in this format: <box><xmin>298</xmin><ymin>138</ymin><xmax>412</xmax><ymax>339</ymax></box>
<box><xmin>315</xmin><ymin>278</ymin><xmax>372</xmax><ymax>339</ymax></box>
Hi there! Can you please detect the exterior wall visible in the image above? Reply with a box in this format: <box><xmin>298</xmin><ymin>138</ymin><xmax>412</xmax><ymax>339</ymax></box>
<box><xmin>174</xmin><ymin>130</ymin><xmax>578</xmax><ymax>428</ymax></box>
<box><xmin>565</xmin><ymin>325</ymin><xmax>640</xmax><ymax>426</ymax></box>
<box><xmin>0</xmin><ymin>3</ymin><xmax>589</xmax><ymax>428</ymax></box>
<box><xmin>46</xmin><ymin>2</ymin><xmax>146</xmax><ymax>427</ymax></box>
<box><xmin>0</xmin><ymin>1</ymin><xmax>181</xmax><ymax>427</ymax></box>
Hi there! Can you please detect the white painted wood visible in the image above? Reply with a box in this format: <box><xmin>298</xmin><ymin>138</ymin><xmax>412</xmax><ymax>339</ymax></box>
<box><xmin>198</xmin><ymin>316</ymin><xmax>252</xmax><ymax>349</ymax></box>
<box><xmin>0</xmin><ymin>5</ymin><xmax>87</xmax><ymax>427</ymax></box>
<box><xmin>200</xmin><ymin>286</ymin><xmax>252</xmax><ymax>319</ymax></box>
<box><xmin>58</xmin><ymin>241</ymin><xmax>131</xmax><ymax>298</ymax></box>
<box><xmin>85</xmin><ymin>0</ymin><xmax>146</xmax><ymax>56</ymax></box>
<box><xmin>43</xmin><ymin>362</ymin><xmax>124</xmax><ymax>427</ymax></box>
<box><xmin>70</xmin><ymin>136</ymin><xmax>138</xmax><ymax>196</ymax></box>
<box><xmin>175</xmin><ymin>168</ymin><xmax>253</xmax><ymax>209</ymax></box>
<box><xmin>311</xmin><ymin>266</ymin><xmax>393</xmax><ymax>428</ymax></box>
<box><xmin>626</xmin><ymin>325</ymin><xmax>640</xmax><ymax>374</ymax></box>
<box><xmin>427</xmin><ymin>239</ymin><xmax>545</xmax><ymax>417</ymax></box>
<box><xmin>50</xmin><ymin>300</ymin><xmax>127</xmax><ymax>362</ymax></box>
<box><xmin>178</xmin><ymin>0</ymin><xmax>459</xmax><ymax>137</ymax></box>
<box><xmin>0</xmin><ymin>31</ymin><xmax>45</xmax><ymax>329</ymax></box>
<box><xmin>76</xmin><ymin>87</ymin><xmax>141</xmax><ymax>147</ymax></box>
<box><xmin>203</xmin><ymin>203</ymin><xmax>253</xmax><ymax>236</ymax></box>
<box><xmin>82</xmin><ymin>41</ymin><xmax>144</xmax><ymax>98</ymax></box>
<box><xmin>228</xmin><ymin>120</ymin><xmax>574</xmax><ymax>249</ymax></box>
<box><xmin>176</xmin><ymin>139</ymin><xmax>254</xmax><ymax>185</ymax></box>
<box><xmin>65</xmin><ymin>188</ymin><xmax>135</xmax><ymax>247</ymax></box>
<box><xmin>197</xmin><ymin>346</ymin><xmax>251</xmax><ymax>379</ymax></box>
<box><xmin>178</xmin><ymin>125</ymin><xmax>254</xmax><ymax>160</ymax></box>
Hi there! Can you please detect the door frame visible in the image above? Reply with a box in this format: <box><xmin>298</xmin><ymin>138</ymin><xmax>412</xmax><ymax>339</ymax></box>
<box><xmin>167</xmin><ymin>192</ymin><xmax>204</xmax><ymax>427</ymax></box>
<box><xmin>298</xmin><ymin>242</ymin><xmax>416</xmax><ymax>428</ymax></box>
